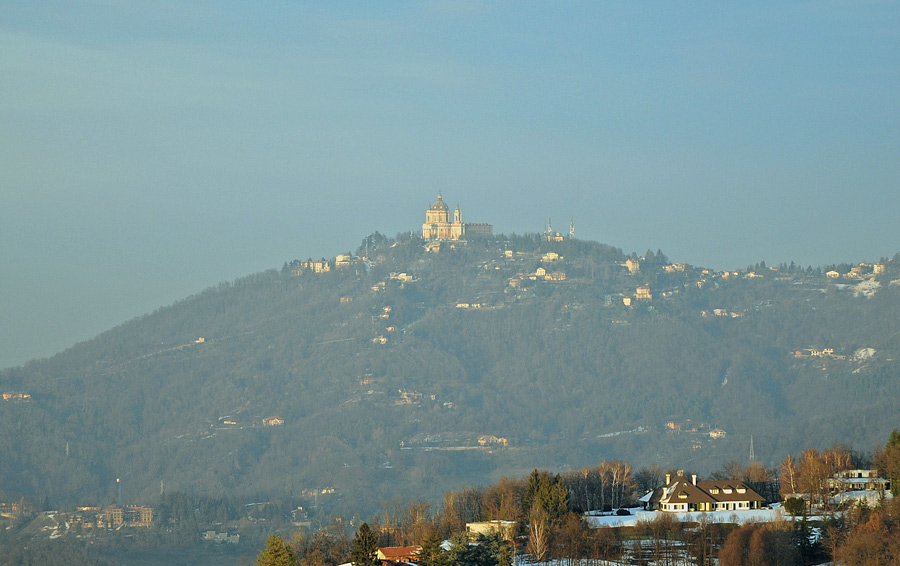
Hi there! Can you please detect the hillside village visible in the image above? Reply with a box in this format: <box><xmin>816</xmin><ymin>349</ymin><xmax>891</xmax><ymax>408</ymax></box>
<box><xmin>2</xmin><ymin>196</ymin><xmax>900</xmax><ymax>565</ymax></box>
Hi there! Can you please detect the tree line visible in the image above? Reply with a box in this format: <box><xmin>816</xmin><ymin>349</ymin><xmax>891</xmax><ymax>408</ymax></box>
<box><xmin>255</xmin><ymin>431</ymin><xmax>900</xmax><ymax>566</ymax></box>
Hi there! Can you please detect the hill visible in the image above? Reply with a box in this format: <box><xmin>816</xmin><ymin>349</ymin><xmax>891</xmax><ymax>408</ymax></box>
<box><xmin>2</xmin><ymin>232</ymin><xmax>899</xmax><ymax>519</ymax></box>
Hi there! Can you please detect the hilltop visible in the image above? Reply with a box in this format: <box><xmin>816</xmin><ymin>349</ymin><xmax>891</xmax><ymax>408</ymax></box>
<box><xmin>1</xmin><ymin>230</ymin><xmax>899</xmax><ymax>520</ymax></box>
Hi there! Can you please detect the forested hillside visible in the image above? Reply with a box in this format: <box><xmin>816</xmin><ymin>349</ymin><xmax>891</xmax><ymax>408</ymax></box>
<box><xmin>2</xmin><ymin>232</ymin><xmax>898</xmax><ymax>519</ymax></box>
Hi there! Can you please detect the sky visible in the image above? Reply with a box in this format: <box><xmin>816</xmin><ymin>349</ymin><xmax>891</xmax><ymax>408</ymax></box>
<box><xmin>2</xmin><ymin>1</ymin><xmax>899</xmax><ymax>368</ymax></box>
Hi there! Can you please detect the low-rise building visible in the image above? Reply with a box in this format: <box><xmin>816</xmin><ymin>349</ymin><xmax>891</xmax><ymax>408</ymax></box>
<box><xmin>377</xmin><ymin>546</ymin><xmax>421</xmax><ymax>563</ymax></box>
<box><xmin>829</xmin><ymin>469</ymin><xmax>890</xmax><ymax>494</ymax></box>
<box><xmin>465</xmin><ymin>520</ymin><xmax>517</xmax><ymax>541</ymax></box>
<box><xmin>298</xmin><ymin>259</ymin><xmax>331</xmax><ymax>274</ymax></box>
<box><xmin>647</xmin><ymin>471</ymin><xmax>765</xmax><ymax>512</ymax></box>
<box><xmin>625</xmin><ymin>259</ymin><xmax>640</xmax><ymax>274</ymax></box>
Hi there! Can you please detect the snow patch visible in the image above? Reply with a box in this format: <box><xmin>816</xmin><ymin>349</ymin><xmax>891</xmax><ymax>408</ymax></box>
<box><xmin>853</xmin><ymin>279</ymin><xmax>880</xmax><ymax>298</ymax></box>
<box><xmin>852</xmin><ymin>347</ymin><xmax>876</xmax><ymax>361</ymax></box>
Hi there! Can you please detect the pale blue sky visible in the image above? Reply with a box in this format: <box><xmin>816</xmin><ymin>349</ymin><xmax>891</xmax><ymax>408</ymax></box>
<box><xmin>2</xmin><ymin>2</ymin><xmax>899</xmax><ymax>368</ymax></box>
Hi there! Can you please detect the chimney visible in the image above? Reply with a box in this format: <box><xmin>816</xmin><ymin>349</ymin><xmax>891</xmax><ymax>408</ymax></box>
<box><xmin>692</xmin><ymin>474</ymin><xmax>698</xmax><ymax>486</ymax></box>
<box><xmin>665</xmin><ymin>473</ymin><xmax>671</xmax><ymax>485</ymax></box>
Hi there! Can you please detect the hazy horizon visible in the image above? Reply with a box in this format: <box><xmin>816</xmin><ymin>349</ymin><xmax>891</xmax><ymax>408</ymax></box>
<box><xmin>3</xmin><ymin>2</ymin><xmax>899</xmax><ymax>368</ymax></box>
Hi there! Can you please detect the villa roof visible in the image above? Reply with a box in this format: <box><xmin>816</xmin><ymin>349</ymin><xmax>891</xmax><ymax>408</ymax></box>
<box><xmin>650</xmin><ymin>474</ymin><xmax>765</xmax><ymax>506</ymax></box>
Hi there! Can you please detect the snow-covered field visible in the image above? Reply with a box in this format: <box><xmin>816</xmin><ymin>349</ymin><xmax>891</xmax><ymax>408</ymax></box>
<box><xmin>585</xmin><ymin>505</ymin><xmax>790</xmax><ymax>528</ymax></box>
<box><xmin>586</xmin><ymin>491</ymin><xmax>892</xmax><ymax>528</ymax></box>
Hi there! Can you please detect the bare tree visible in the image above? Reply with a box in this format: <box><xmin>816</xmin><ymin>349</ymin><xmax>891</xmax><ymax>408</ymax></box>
<box><xmin>778</xmin><ymin>455</ymin><xmax>799</xmax><ymax>498</ymax></box>
<box><xmin>527</xmin><ymin>506</ymin><xmax>550</xmax><ymax>562</ymax></box>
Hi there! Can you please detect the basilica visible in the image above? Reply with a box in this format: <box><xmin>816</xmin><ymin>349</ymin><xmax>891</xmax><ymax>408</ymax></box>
<box><xmin>422</xmin><ymin>194</ymin><xmax>493</xmax><ymax>241</ymax></box>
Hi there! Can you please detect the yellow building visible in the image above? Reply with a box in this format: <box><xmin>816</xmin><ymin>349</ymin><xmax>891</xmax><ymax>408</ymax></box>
<box><xmin>422</xmin><ymin>194</ymin><xmax>492</xmax><ymax>241</ymax></box>
<box><xmin>625</xmin><ymin>258</ymin><xmax>640</xmax><ymax>274</ymax></box>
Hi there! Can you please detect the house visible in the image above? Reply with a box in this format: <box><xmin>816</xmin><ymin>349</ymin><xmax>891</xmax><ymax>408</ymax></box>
<box><xmin>647</xmin><ymin>471</ymin><xmax>765</xmax><ymax>512</ymax></box>
<box><xmin>635</xmin><ymin>286</ymin><xmax>652</xmax><ymax>300</ymax></box>
<box><xmin>465</xmin><ymin>520</ymin><xmax>517</xmax><ymax>541</ymax></box>
<box><xmin>625</xmin><ymin>259</ymin><xmax>640</xmax><ymax>274</ymax></box>
<box><xmin>263</xmin><ymin>416</ymin><xmax>284</xmax><ymax>427</ymax></box>
<box><xmin>2</xmin><ymin>392</ymin><xmax>30</xmax><ymax>401</ymax></box>
<box><xmin>826</xmin><ymin>270</ymin><xmax>840</xmax><ymax>279</ymax></box>
<box><xmin>377</xmin><ymin>546</ymin><xmax>421</xmax><ymax>563</ymax></box>
<box><xmin>105</xmin><ymin>505</ymin><xmax>154</xmax><ymax>527</ymax></box>
<box><xmin>829</xmin><ymin>469</ymin><xmax>890</xmax><ymax>494</ymax></box>
<box><xmin>477</xmin><ymin>434</ymin><xmax>508</xmax><ymax>447</ymax></box>
<box><xmin>299</xmin><ymin>259</ymin><xmax>331</xmax><ymax>274</ymax></box>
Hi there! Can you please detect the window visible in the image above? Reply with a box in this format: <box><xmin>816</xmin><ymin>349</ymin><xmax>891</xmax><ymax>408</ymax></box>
<box><xmin>709</xmin><ymin>488</ymin><xmax>719</xmax><ymax>494</ymax></box>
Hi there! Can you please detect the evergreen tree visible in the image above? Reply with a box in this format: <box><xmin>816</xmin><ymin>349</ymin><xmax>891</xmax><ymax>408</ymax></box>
<box><xmin>497</xmin><ymin>545</ymin><xmax>512</xmax><ymax>566</ymax></box>
<box><xmin>350</xmin><ymin>522</ymin><xmax>379</xmax><ymax>566</ymax></box>
<box><xmin>257</xmin><ymin>534</ymin><xmax>299</xmax><ymax>566</ymax></box>
<box><xmin>875</xmin><ymin>429</ymin><xmax>900</xmax><ymax>497</ymax></box>
<box><xmin>525</xmin><ymin>470</ymin><xmax>568</xmax><ymax>522</ymax></box>
<box><xmin>418</xmin><ymin>528</ymin><xmax>445</xmax><ymax>566</ymax></box>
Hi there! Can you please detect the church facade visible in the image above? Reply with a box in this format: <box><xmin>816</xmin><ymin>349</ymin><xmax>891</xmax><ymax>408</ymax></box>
<box><xmin>422</xmin><ymin>194</ymin><xmax>492</xmax><ymax>241</ymax></box>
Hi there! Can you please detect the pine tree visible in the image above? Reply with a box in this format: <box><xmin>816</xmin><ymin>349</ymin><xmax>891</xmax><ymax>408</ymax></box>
<box><xmin>257</xmin><ymin>534</ymin><xmax>298</xmax><ymax>566</ymax></box>
<box><xmin>350</xmin><ymin>522</ymin><xmax>379</xmax><ymax>566</ymax></box>
<box><xmin>875</xmin><ymin>428</ymin><xmax>900</xmax><ymax>496</ymax></box>
<box><xmin>497</xmin><ymin>545</ymin><xmax>512</xmax><ymax>566</ymax></box>
<box><xmin>418</xmin><ymin>528</ymin><xmax>445</xmax><ymax>566</ymax></box>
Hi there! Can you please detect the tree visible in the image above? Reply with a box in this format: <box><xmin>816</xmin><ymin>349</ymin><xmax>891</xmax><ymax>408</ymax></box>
<box><xmin>497</xmin><ymin>545</ymin><xmax>512</xmax><ymax>566</ymax></box>
<box><xmin>633</xmin><ymin>464</ymin><xmax>664</xmax><ymax>495</ymax></box>
<box><xmin>257</xmin><ymin>534</ymin><xmax>299</xmax><ymax>566</ymax></box>
<box><xmin>525</xmin><ymin>470</ymin><xmax>568</xmax><ymax>522</ymax></box>
<box><xmin>350</xmin><ymin>523</ymin><xmax>378</xmax><ymax>566</ymax></box>
<box><xmin>444</xmin><ymin>531</ymin><xmax>502</xmax><ymax>566</ymax></box>
<box><xmin>553</xmin><ymin>512</ymin><xmax>588</xmax><ymax>566</ymax></box>
<box><xmin>527</xmin><ymin>505</ymin><xmax>550</xmax><ymax>562</ymax></box>
<box><xmin>779</xmin><ymin>455</ymin><xmax>799</xmax><ymax>499</ymax></box>
<box><xmin>783</xmin><ymin>497</ymin><xmax>805</xmax><ymax>517</ymax></box>
<box><xmin>875</xmin><ymin>429</ymin><xmax>900</xmax><ymax>497</ymax></box>
<box><xmin>418</xmin><ymin>528</ymin><xmax>445</xmax><ymax>566</ymax></box>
